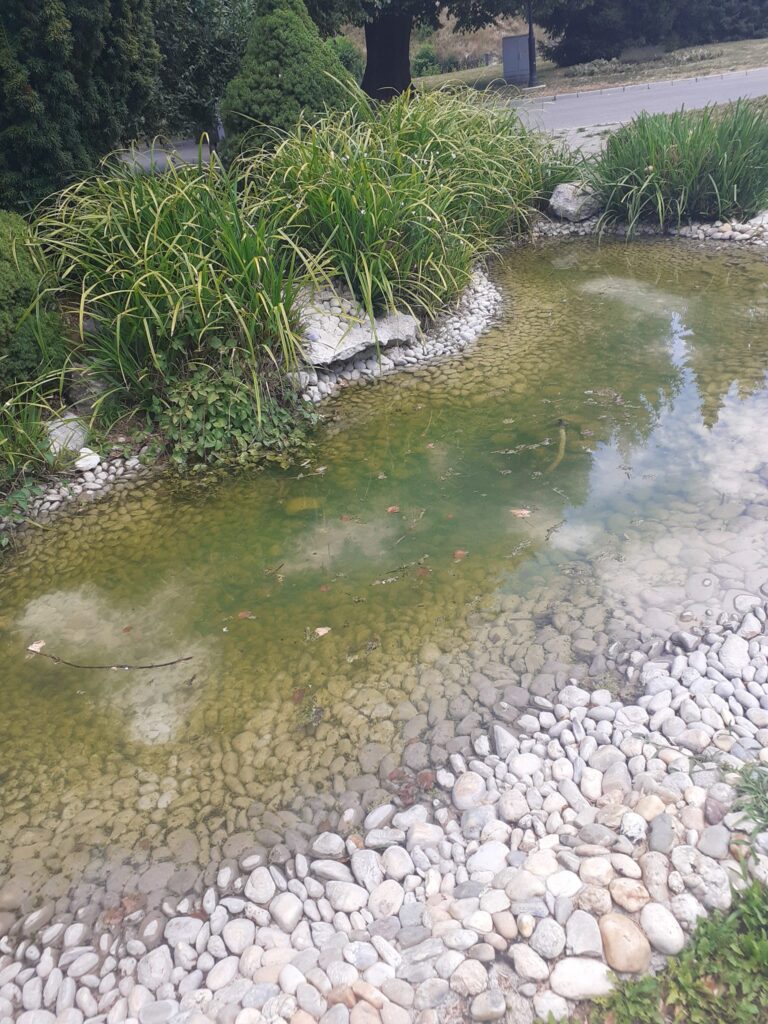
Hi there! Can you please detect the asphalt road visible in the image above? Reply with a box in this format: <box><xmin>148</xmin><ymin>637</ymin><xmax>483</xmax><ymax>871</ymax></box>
<box><xmin>519</xmin><ymin>65</ymin><xmax>768</xmax><ymax>134</ymax></box>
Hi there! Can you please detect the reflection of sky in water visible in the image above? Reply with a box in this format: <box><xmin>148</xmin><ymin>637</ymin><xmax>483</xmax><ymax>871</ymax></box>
<box><xmin>551</xmin><ymin>305</ymin><xmax>768</xmax><ymax>623</ymax></box>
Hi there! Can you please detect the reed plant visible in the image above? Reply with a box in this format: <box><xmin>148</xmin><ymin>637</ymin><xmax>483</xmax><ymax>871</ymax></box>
<box><xmin>33</xmin><ymin>156</ymin><xmax>311</xmax><ymax>410</ymax></box>
<box><xmin>588</xmin><ymin>101</ymin><xmax>768</xmax><ymax>233</ymax></box>
<box><xmin>246</xmin><ymin>89</ymin><xmax>570</xmax><ymax>318</ymax></box>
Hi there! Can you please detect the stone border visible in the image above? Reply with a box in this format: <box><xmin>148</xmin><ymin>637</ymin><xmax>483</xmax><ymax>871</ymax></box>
<box><xmin>299</xmin><ymin>268</ymin><xmax>503</xmax><ymax>405</ymax></box>
<box><xmin>533</xmin><ymin>212</ymin><xmax>768</xmax><ymax>245</ymax></box>
<box><xmin>2</xmin><ymin>605</ymin><xmax>768</xmax><ymax>1024</ymax></box>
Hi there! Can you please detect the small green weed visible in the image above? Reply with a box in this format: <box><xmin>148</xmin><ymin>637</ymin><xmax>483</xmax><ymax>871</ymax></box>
<box><xmin>736</xmin><ymin>763</ymin><xmax>768</xmax><ymax>836</ymax></box>
<box><xmin>587</xmin><ymin>881</ymin><xmax>768</xmax><ymax>1024</ymax></box>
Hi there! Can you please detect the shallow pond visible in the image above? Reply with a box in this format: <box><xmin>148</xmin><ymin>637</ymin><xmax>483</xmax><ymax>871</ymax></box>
<box><xmin>2</xmin><ymin>239</ymin><xmax>768</xmax><ymax>919</ymax></box>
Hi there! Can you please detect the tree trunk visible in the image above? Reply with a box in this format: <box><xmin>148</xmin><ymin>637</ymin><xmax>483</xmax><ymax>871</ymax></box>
<box><xmin>361</xmin><ymin>10</ymin><xmax>413</xmax><ymax>100</ymax></box>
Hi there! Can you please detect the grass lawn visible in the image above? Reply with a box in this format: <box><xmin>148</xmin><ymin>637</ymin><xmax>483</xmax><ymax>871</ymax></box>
<box><xmin>417</xmin><ymin>36</ymin><xmax>768</xmax><ymax>98</ymax></box>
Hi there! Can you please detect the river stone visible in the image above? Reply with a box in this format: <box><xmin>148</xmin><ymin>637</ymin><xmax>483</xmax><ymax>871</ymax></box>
<box><xmin>207</xmin><ymin>956</ymin><xmax>239</xmax><ymax>991</ymax></box>
<box><xmin>369</xmin><ymin>881</ymin><xmax>404</xmax><ymax>919</ymax></box>
<box><xmin>498</xmin><ymin>789</ymin><xmax>529</xmax><ymax>823</ymax></box>
<box><xmin>550</xmin><ymin>958</ymin><xmax>613</xmax><ymax>1000</ymax></box>
<box><xmin>503</xmin><ymin>870</ymin><xmax>545</xmax><ymax>902</ymax></box>
<box><xmin>382</xmin><ymin>847</ymin><xmax>414</xmax><ymax>881</ymax></box>
<box><xmin>547</xmin><ymin>871</ymin><xmax>581</xmax><ymax>899</ymax></box>
<box><xmin>449</xmin><ymin>960</ymin><xmax>488</xmax><ymax>997</ymax></box>
<box><xmin>648</xmin><ymin>814</ymin><xmax>675</xmax><ymax>854</ymax></box>
<box><xmin>467</xmin><ymin>841</ymin><xmax>509</xmax><ymax>874</ymax></box>
<box><xmin>670</xmin><ymin>846</ymin><xmax>732</xmax><ymax>910</ymax></box>
<box><xmin>453</xmin><ymin>773</ymin><xmax>487</xmax><ymax>810</ymax></box>
<box><xmin>566</xmin><ymin>909</ymin><xmax>603</xmax><ymax>958</ymax></box>
<box><xmin>470</xmin><ymin>989</ymin><xmax>507</xmax><ymax>1021</ymax></box>
<box><xmin>549</xmin><ymin>182</ymin><xmax>601</xmax><ymax>222</ymax></box>
<box><xmin>533</xmin><ymin>991</ymin><xmax>569</xmax><ymax>1022</ymax></box>
<box><xmin>599</xmin><ymin>914</ymin><xmax>651</xmax><ymax>973</ymax></box>
<box><xmin>351</xmin><ymin>850</ymin><xmax>384</xmax><ymax>892</ymax></box>
<box><xmin>270</xmin><ymin>892</ymin><xmax>303</xmax><ymax>931</ymax></box>
<box><xmin>222</xmin><ymin>919</ymin><xmax>256</xmax><ymax>955</ymax></box>
<box><xmin>137</xmin><ymin>947</ymin><xmax>172</xmax><ymax>991</ymax></box>
<box><xmin>529</xmin><ymin>918</ymin><xmax>565</xmax><ymax>960</ymax></box>
<box><xmin>310</xmin><ymin>833</ymin><xmax>346</xmax><ymax>859</ymax></box>
<box><xmin>718</xmin><ymin>634</ymin><xmax>750</xmax><ymax>678</ymax></box>
<box><xmin>327</xmin><ymin>882</ymin><xmax>369</xmax><ymax>913</ymax></box>
<box><xmin>609</xmin><ymin>877</ymin><xmax>650</xmax><ymax>912</ymax></box>
<box><xmin>245</xmin><ymin>867</ymin><xmax>276</xmax><ymax>904</ymax></box>
<box><xmin>511</xmin><ymin>944</ymin><xmax>550</xmax><ymax>981</ymax></box>
<box><xmin>697</xmin><ymin>825</ymin><xmax>730</xmax><ymax>860</ymax></box>
<box><xmin>640</xmin><ymin>903</ymin><xmax>685</xmax><ymax>954</ymax></box>
<box><xmin>165</xmin><ymin>918</ymin><xmax>204</xmax><ymax>947</ymax></box>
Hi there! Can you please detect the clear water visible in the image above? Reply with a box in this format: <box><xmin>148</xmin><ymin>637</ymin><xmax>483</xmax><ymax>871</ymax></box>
<box><xmin>2</xmin><ymin>239</ymin><xmax>768</xmax><ymax>917</ymax></box>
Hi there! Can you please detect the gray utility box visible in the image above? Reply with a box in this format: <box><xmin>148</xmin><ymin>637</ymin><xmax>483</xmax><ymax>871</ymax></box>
<box><xmin>502</xmin><ymin>34</ymin><xmax>530</xmax><ymax>84</ymax></box>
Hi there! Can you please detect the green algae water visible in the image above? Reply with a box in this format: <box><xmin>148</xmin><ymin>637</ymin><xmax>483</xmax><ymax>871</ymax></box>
<box><xmin>2</xmin><ymin>239</ymin><xmax>768</xmax><ymax>916</ymax></box>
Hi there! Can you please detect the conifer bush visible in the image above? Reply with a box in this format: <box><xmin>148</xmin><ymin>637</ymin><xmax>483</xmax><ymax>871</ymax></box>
<box><xmin>221</xmin><ymin>0</ymin><xmax>352</xmax><ymax>158</ymax></box>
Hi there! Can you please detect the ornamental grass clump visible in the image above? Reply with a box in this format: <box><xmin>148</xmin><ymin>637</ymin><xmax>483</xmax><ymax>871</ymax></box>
<box><xmin>34</xmin><ymin>157</ymin><xmax>308</xmax><ymax>410</ymax></box>
<box><xmin>589</xmin><ymin>101</ymin><xmax>768</xmax><ymax>233</ymax></box>
<box><xmin>247</xmin><ymin>89</ymin><xmax>568</xmax><ymax>319</ymax></box>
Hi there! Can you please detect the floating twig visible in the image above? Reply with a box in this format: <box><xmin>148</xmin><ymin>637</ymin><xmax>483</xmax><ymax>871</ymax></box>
<box><xmin>26</xmin><ymin>642</ymin><xmax>192</xmax><ymax>671</ymax></box>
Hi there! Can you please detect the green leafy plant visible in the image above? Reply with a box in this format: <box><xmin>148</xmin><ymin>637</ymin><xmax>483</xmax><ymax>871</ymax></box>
<box><xmin>155</xmin><ymin>362</ymin><xmax>317</xmax><ymax>467</ymax></box>
<box><xmin>588</xmin><ymin>881</ymin><xmax>768</xmax><ymax>1024</ymax></box>
<box><xmin>587</xmin><ymin>101</ymin><xmax>768</xmax><ymax>233</ymax></box>
<box><xmin>412</xmin><ymin>44</ymin><xmax>441</xmax><ymax>77</ymax></box>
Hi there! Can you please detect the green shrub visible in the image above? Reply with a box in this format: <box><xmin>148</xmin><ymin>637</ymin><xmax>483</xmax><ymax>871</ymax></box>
<box><xmin>413</xmin><ymin>45</ymin><xmax>441</xmax><ymax>77</ymax></box>
<box><xmin>588</xmin><ymin>102</ymin><xmax>768</xmax><ymax>232</ymax></box>
<box><xmin>326</xmin><ymin>37</ymin><xmax>365</xmax><ymax>84</ymax></box>
<box><xmin>0</xmin><ymin>211</ymin><xmax>63</xmax><ymax>396</ymax></box>
<box><xmin>155</xmin><ymin>361</ymin><xmax>317</xmax><ymax>467</ymax></box>
<box><xmin>221</xmin><ymin>0</ymin><xmax>352</xmax><ymax>158</ymax></box>
<box><xmin>589</xmin><ymin>881</ymin><xmax>768</xmax><ymax>1024</ymax></box>
<box><xmin>34</xmin><ymin>159</ymin><xmax>308</xmax><ymax>416</ymax></box>
<box><xmin>248</xmin><ymin>89</ymin><xmax>571</xmax><ymax>319</ymax></box>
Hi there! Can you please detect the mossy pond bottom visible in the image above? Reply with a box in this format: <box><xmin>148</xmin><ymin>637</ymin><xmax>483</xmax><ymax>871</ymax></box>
<box><xmin>2</xmin><ymin>239</ymin><xmax>768</xmax><ymax>918</ymax></box>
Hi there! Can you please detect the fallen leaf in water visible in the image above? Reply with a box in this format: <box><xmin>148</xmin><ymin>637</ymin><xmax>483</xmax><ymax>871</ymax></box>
<box><xmin>292</xmin><ymin>687</ymin><xmax>306</xmax><ymax>704</ymax></box>
<box><xmin>386</xmin><ymin>505</ymin><xmax>400</xmax><ymax>514</ymax></box>
<box><xmin>319</xmin><ymin>584</ymin><xmax>331</xmax><ymax>592</ymax></box>
<box><xmin>314</xmin><ymin>626</ymin><xmax>331</xmax><ymax>638</ymax></box>
<box><xmin>416</xmin><ymin>566</ymin><xmax>432</xmax><ymax>578</ymax></box>
<box><xmin>426</xmin><ymin>442</ymin><xmax>435</xmax><ymax>449</ymax></box>
<box><xmin>237</xmin><ymin>610</ymin><xmax>256</xmax><ymax>620</ymax></box>
<box><xmin>510</xmin><ymin>508</ymin><xmax>532</xmax><ymax>518</ymax></box>
<box><xmin>122</xmin><ymin>625</ymin><xmax>132</xmax><ymax>634</ymax></box>
<box><xmin>453</xmin><ymin>549</ymin><xmax>468</xmax><ymax>561</ymax></box>
<box><xmin>340</xmin><ymin>514</ymin><xmax>352</xmax><ymax>522</ymax></box>
<box><xmin>27</xmin><ymin>640</ymin><xmax>45</xmax><ymax>654</ymax></box>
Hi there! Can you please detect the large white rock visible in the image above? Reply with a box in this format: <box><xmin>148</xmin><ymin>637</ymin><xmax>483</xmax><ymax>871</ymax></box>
<box><xmin>550</xmin><ymin>957</ymin><xmax>614</xmax><ymax>1000</ymax></box>
<box><xmin>46</xmin><ymin>415</ymin><xmax>87</xmax><ymax>456</ymax></box>
<box><xmin>549</xmin><ymin>182</ymin><xmax>601</xmax><ymax>222</ymax></box>
<box><xmin>303</xmin><ymin>310</ymin><xmax>421</xmax><ymax>366</ymax></box>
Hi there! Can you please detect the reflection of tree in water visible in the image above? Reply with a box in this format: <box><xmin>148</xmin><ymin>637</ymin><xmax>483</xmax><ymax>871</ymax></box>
<box><xmin>594</xmin><ymin>241</ymin><xmax>768</xmax><ymax>430</ymax></box>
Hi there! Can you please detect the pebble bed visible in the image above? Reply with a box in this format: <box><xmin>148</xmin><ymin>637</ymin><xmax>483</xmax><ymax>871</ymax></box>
<box><xmin>3</xmin><ymin>605</ymin><xmax>768</xmax><ymax>1024</ymax></box>
<box><xmin>533</xmin><ymin>212</ymin><xmax>768</xmax><ymax>245</ymax></box>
